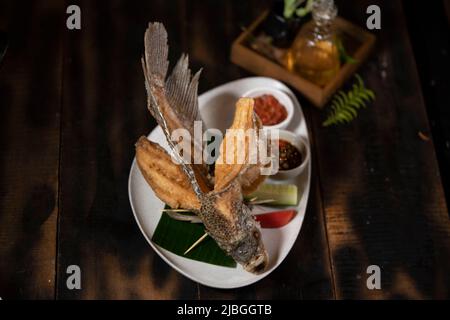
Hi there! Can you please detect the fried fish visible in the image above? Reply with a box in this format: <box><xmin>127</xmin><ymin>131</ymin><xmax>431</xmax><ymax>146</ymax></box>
<box><xmin>136</xmin><ymin>22</ymin><xmax>268</xmax><ymax>273</ymax></box>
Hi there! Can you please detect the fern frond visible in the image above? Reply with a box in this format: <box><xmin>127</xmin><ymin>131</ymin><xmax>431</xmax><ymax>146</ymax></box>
<box><xmin>323</xmin><ymin>74</ymin><xmax>375</xmax><ymax>127</ymax></box>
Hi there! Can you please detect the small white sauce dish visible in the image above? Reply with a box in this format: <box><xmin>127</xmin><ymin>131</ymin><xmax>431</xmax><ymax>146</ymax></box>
<box><xmin>270</xmin><ymin>129</ymin><xmax>310</xmax><ymax>180</ymax></box>
<box><xmin>242</xmin><ymin>87</ymin><xmax>294</xmax><ymax>130</ymax></box>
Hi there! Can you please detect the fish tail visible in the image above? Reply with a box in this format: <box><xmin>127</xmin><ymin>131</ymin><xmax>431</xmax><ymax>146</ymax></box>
<box><xmin>143</xmin><ymin>22</ymin><xmax>169</xmax><ymax>83</ymax></box>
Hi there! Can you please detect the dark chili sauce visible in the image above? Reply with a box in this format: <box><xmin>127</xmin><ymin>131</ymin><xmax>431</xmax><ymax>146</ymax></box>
<box><xmin>254</xmin><ymin>94</ymin><xmax>288</xmax><ymax>126</ymax></box>
<box><xmin>277</xmin><ymin>139</ymin><xmax>303</xmax><ymax>170</ymax></box>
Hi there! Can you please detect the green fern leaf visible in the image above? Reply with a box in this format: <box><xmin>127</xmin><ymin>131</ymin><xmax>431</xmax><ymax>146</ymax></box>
<box><xmin>365</xmin><ymin>89</ymin><xmax>376</xmax><ymax>100</ymax></box>
<box><xmin>322</xmin><ymin>74</ymin><xmax>376</xmax><ymax>127</ymax></box>
<box><xmin>355</xmin><ymin>74</ymin><xmax>364</xmax><ymax>87</ymax></box>
<box><xmin>348</xmin><ymin>100</ymin><xmax>361</xmax><ymax>112</ymax></box>
<box><xmin>353</xmin><ymin>95</ymin><xmax>365</xmax><ymax>108</ymax></box>
<box><xmin>334</xmin><ymin>92</ymin><xmax>345</xmax><ymax>108</ymax></box>
<box><xmin>358</xmin><ymin>90</ymin><xmax>371</xmax><ymax>102</ymax></box>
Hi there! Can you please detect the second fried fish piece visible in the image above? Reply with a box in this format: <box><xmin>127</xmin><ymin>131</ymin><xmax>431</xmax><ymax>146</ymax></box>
<box><xmin>215</xmin><ymin>98</ymin><xmax>268</xmax><ymax>195</ymax></box>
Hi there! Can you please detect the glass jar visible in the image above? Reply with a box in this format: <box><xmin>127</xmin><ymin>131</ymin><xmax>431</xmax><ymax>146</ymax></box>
<box><xmin>287</xmin><ymin>0</ymin><xmax>340</xmax><ymax>87</ymax></box>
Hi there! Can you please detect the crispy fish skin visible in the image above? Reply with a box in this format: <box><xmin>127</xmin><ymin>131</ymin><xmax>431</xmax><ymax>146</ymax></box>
<box><xmin>200</xmin><ymin>181</ymin><xmax>268</xmax><ymax>273</ymax></box>
<box><xmin>140</xmin><ymin>22</ymin><xmax>268</xmax><ymax>274</ymax></box>
<box><xmin>135</xmin><ymin>136</ymin><xmax>201</xmax><ymax>210</ymax></box>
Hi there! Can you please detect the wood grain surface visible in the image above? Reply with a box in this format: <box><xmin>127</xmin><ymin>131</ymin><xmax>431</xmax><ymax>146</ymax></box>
<box><xmin>403</xmin><ymin>0</ymin><xmax>450</xmax><ymax>220</ymax></box>
<box><xmin>309</xmin><ymin>0</ymin><xmax>450</xmax><ymax>299</ymax></box>
<box><xmin>0</xmin><ymin>0</ymin><xmax>449</xmax><ymax>299</ymax></box>
<box><xmin>56</xmin><ymin>0</ymin><xmax>199</xmax><ymax>299</ymax></box>
<box><xmin>0</xmin><ymin>0</ymin><xmax>63</xmax><ymax>299</ymax></box>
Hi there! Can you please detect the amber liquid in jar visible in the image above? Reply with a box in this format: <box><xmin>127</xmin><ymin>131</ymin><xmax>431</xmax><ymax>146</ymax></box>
<box><xmin>286</xmin><ymin>0</ymin><xmax>340</xmax><ymax>87</ymax></box>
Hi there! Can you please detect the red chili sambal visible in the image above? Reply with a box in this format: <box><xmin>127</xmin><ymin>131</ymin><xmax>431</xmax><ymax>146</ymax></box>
<box><xmin>253</xmin><ymin>94</ymin><xmax>288</xmax><ymax>126</ymax></box>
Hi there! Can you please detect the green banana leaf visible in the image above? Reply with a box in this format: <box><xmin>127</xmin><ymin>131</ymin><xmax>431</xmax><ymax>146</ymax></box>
<box><xmin>152</xmin><ymin>211</ymin><xmax>237</xmax><ymax>268</ymax></box>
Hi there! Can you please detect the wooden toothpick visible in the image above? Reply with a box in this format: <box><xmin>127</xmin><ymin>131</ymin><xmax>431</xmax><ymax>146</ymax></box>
<box><xmin>162</xmin><ymin>208</ymin><xmax>193</xmax><ymax>213</ymax></box>
<box><xmin>250</xmin><ymin>199</ymin><xmax>275</xmax><ymax>205</ymax></box>
<box><xmin>184</xmin><ymin>232</ymin><xmax>208</xmax><ymax>255</ymax></box>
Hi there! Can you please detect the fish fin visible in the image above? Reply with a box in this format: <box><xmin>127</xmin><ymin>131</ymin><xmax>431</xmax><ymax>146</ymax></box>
<box><xmin>143</xmin><ymin>22</ymin><xmax>169</xmax><ymax>82</ymax></box>
<box><xmin>141</xmin><ymin>22</ymin><xmax>169</xmax><ymax>123</ymax></box>
<box><xmin>166</xmin><ymin>54</ymin><xmax>203</xmax><ymax>130</ymax></box>
<box><xmin>165</xmin><ymin>55</ymin><xmax>205</xmax><ymax>172</ymax></box>
<box><xmin>141</xmin><ymin>22</ymin><xmax>204</xmax><ymax>198</ymax></box>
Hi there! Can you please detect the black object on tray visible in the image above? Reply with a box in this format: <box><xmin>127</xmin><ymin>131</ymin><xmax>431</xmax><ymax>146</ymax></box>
<box><xmin>260</xmin><ymin>0</ymin><xmax>309</xmax><ymax>48</ymax></box>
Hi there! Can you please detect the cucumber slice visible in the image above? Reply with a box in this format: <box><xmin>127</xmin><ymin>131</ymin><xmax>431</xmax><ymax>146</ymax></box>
<box><xmin>246</xmin><ymin>184</ymin><xmax>298</xmax><ymax>206</ymax></box>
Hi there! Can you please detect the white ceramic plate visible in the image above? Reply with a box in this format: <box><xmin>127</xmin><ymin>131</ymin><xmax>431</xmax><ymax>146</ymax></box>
<box><xmin>128</xmin><ymin>77</ymin><xmax>311</xmax><ymax>289</ymax></box>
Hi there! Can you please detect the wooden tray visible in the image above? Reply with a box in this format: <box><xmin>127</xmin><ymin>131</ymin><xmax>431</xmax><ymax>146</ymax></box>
<box><xmin>231</xmin><ymin>11</ymin><xmax>376</xmax><ymax>108</ymax></box>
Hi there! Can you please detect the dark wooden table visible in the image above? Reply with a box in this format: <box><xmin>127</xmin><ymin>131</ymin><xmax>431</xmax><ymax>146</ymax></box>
<box><xmin>1</xmin><ymin>0</ymin><xmax>449</xmax><ymax>299</ymax></box>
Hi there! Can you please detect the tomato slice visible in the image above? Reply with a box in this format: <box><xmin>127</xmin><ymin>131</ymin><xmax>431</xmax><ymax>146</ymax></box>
<box><xmin>254</xmin><ymin>210</ymin><xmax>297</xmax><ymax>228</ymax></box>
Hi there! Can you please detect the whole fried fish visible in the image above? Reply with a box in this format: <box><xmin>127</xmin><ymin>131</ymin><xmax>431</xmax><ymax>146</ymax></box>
<box><xmin>137</xmin><ymin>22</ymin><xmax>268</xmax><ymax>273</ymax></box>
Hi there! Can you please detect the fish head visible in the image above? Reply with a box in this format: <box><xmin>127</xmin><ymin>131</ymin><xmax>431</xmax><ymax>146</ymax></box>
<box><xmin>200</xmin><ymin>182</ymin><xmax>268</xmax><ymax>274</ymax></box>
<box><xmin>229</xmin><ymin>213</ymin><xmax>268</xmax><ymax>274</ymax></box>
